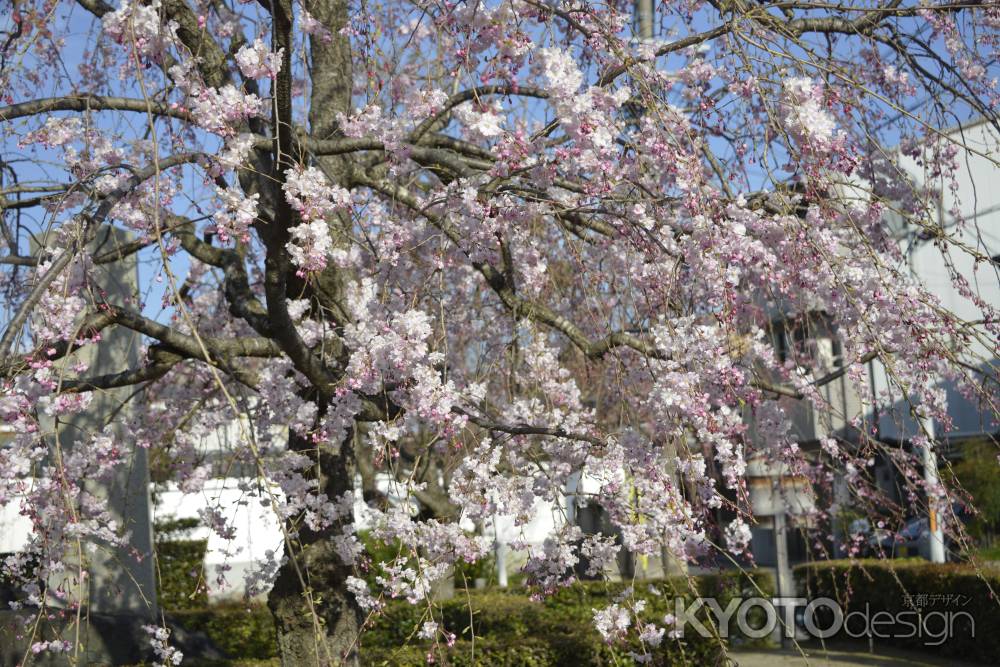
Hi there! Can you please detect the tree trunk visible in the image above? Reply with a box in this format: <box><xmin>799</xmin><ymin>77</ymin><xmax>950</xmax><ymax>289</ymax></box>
<box><xmin>268</xmin><ymin>539</ymin><xmax>362</xmax><ymax>666</ymax></box>
<box><xmin>268</xmin><ymin>429</ymin><xmax>362</xmax><ymax>666</ymax></box>
<box><xmin>267</xmin><ymin>1</ymin><xmax>361</xmax><ymax>662</ymax></box>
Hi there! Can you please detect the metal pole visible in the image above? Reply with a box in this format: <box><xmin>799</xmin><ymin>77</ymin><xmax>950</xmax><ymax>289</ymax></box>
<box><xmin>907</xmin><ymin>232</ymin><xmax>946</xmax><ymax>564</ymax></box>
<box><xmin>773</xmin><ymin>511</ymin><xmax>794</xmax><ymax>646</ymax></box>
<box><xmin>919</xmin><ymin>412</ymin><xmax>947</xmax><ymax>563</ymax></box>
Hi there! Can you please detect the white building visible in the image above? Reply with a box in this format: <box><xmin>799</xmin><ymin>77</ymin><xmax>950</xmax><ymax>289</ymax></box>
<box><xmin>747</xmin><ymin>119</ymin><xmax>999</xmax><ymax>578</ymax></box>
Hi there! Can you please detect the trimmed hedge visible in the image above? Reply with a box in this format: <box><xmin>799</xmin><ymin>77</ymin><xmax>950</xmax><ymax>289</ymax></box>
<box><xmin>363</xmin><ymin>571</ymin><xmax>774</xmax><ymax>666</ymax></box>
<box><xmin>155</xmin><ymin>519</ymin><xmax>209</xmax><ymax>611</ymax></box>
<box><xmin>164</xmin><ymin>571</ymin><xmax>773</xmax><ymax>665</ymax></box>
<box><xmin>171</xmin><ymin>603</ymin><xmax>278</xmax><ymax>660</ymax></box>
<box><xmin>795</xmin><ymin>559</ymin><xmax>1000</xmax><ymax>663</ymax></box>
<box><xmin>156</xmin><ymin>538</ymin><xmax>209</xmax><ymax>610</ymax></box>
<box><xmin>365</xmin><ymin>638</ymin><xmax>557</xmax><ymax>666</ymax></box>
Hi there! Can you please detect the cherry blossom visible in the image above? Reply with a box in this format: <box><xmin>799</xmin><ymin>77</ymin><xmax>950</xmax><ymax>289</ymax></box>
<box><xmin>235</xmin><ymin>39</ymin><xmax>283</xmax><ymax>79</ymax></box>
<box><xmin>0</xmin><ymin>0</ymin><xmax>996</xmax><ymax>663</ymax></box>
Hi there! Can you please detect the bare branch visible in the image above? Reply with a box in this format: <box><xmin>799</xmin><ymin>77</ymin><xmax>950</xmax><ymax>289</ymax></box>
<box><xmin>0</xmin><ymin>95</ymin><xmax>192</xmax><ymax>124</ymax></box>
<box><xmin>454</xmin><ymin>406</ymin><xmax>605</xmax><ymax>446</ymax></box>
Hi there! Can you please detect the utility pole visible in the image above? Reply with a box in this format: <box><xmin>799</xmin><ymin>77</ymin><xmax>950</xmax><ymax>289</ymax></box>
<box><xmin>907</xmin><ymin>231</ymin><xmax>947</xmax><ymax>564</ymax></box>
<box><xmin>918</xmin><ymin>411</ymin><xmax>947</xmax><ymax>562</ymax></box>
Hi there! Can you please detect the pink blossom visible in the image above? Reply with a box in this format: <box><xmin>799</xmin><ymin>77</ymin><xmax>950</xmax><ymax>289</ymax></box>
<box><xmin>235</xmin><ymin>39</ymin><xmax>283</xmax><ymax>79</ymax></box>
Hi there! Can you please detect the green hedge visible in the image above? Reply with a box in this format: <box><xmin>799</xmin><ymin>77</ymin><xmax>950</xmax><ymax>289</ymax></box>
<box><xmin>171</xmin><ymin>603</ymin><xmax>278</xmax><ymax>660</ymax></box>
<box><xmin>795</xmin><ymin>559</ymin><xmax>1000</xmax><ymax>663</ymax></box>
<box><xmin>363</xmin><ymin>571</ymin><xmax>774</xmax><ymax>666</ymax></box>
<box><xmin>155</xmin><ymin>519</ymin><xmax>209</xmax><ymax>611</ymax></box>
<box><xmin>365</xmin><ymin>638</ymin><xmax>556</xmax><ymax>667</ymax></box>
<box><xmin>164</xmin><ymin>571</ymin><xmax>773</xmax><ymax>665</ymax></box>
<box><xmin>156</xmin><ymin>539</ymin><xmax>209</xmax><ymax>610</ymax></box>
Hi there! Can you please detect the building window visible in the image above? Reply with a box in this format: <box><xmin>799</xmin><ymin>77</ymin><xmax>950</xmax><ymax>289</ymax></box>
<box><xmin>772</xmin><ymin>311</ymin><xmax>843</xmax><ymax>370</ymax></box>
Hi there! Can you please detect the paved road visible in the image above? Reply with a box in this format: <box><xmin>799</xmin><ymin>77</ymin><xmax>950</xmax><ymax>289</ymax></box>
<box><xmin>731</xmin><ymin>644</ymin><xmax>983</xmax><ymax>667</ymax></box>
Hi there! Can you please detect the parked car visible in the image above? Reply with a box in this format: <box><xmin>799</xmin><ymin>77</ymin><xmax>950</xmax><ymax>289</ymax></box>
<box><xmin>849</xmin><ymin>503</ymin><xmax>971</xmax><ymax>560</ymax></box>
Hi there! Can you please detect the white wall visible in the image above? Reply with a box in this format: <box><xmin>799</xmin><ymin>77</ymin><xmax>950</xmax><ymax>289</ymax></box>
<box><xmin>0</xmin><ymin>496</ymin><xmax>33</xmax><ymax>554</ymax></box>
<box><xmin>152</xmin><ymin>471</ymin><xmax>568</xmax><ymax>600</ymax></box>
<box><xmin>873</xmin><ymin>120</ymin><xmax>1000</xmax><ymax>441</ymax></box>
<box><xmin>155</xmin><ymin>479</ymin><xmax>286</xmax><ymax>600</ymax></box>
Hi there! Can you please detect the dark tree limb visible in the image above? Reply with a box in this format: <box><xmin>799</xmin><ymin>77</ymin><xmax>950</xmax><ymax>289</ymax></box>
<box><xmin>0</xmin><ymin>152</ymin><xmax>203</xmax><ymax>369</ymax></box>
<box><xmin>0</xmin><ymin>95</ymin><xmax>192</xmax><ymax>123</ymax></box>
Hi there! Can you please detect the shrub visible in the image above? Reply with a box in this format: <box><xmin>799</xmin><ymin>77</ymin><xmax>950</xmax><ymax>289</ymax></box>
<box><xmin>365</xmin><ymin>638</ymin><xmax>556</xmax><ymax>666</ymax></box>
<box><xmin>946</xmin><ymin>438</ymin><xmax>1000</xmax><ymax>540</ymax></box>
<box><xmin>171</xmin><ymin>603</ymin><xmax>278</xmax><ymax>660</ymax></box>
<box><xmin>154</xmin><ymin>518</ymin><xmax>209</xmax><ymax>611</ymax></box>
<box><xmin>795</xmin><ymin>559</ymin><xmax>1000</xmax><ymax>663</ymax></box>
<box><xmin>165</xmin><ymin>570</ymin><xmax>773</xmax><ymax>665</ymax></box>
<box><xmin>362</xmin><ymin>571</ymin><xmax>774</xmax><ymax>666</ymax></box>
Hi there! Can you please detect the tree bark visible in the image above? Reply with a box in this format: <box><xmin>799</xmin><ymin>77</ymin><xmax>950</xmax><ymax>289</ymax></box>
<box><xmin>267</xmin><ymin>431</ymin><xmax>362</xmax><ymax>667</ymax></box>
<box><xmin>268</xmin><ymin>538</ymin><xmax>362</xmax><ymax>666</ymax></box>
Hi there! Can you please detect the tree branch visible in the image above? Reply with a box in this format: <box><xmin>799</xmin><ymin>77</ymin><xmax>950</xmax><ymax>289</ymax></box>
<box><xmin>355</xmin><ymin>172</ymin><xmax>663</xmax><ymax>360</ymax></box>
<box><xmin>454</xmin><ymin>406</ymin><xmax>605</xmax><ymax>446</ymax></box>
<box><xmin>0</xmin><ymin>95</ymin><xmax>192</xmax><ymax>123</ymax></box>
<box><xmin>0</xmin><ymin>153</ymin><xmax>202</xmax><ymax>368</ymax></box>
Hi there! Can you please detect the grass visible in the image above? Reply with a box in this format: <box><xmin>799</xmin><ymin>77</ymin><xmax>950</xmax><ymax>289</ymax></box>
<box><xmin>973</xmin><ymin>543</ymin><xmax>1000</xmax><ymax>561</ymax></box>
